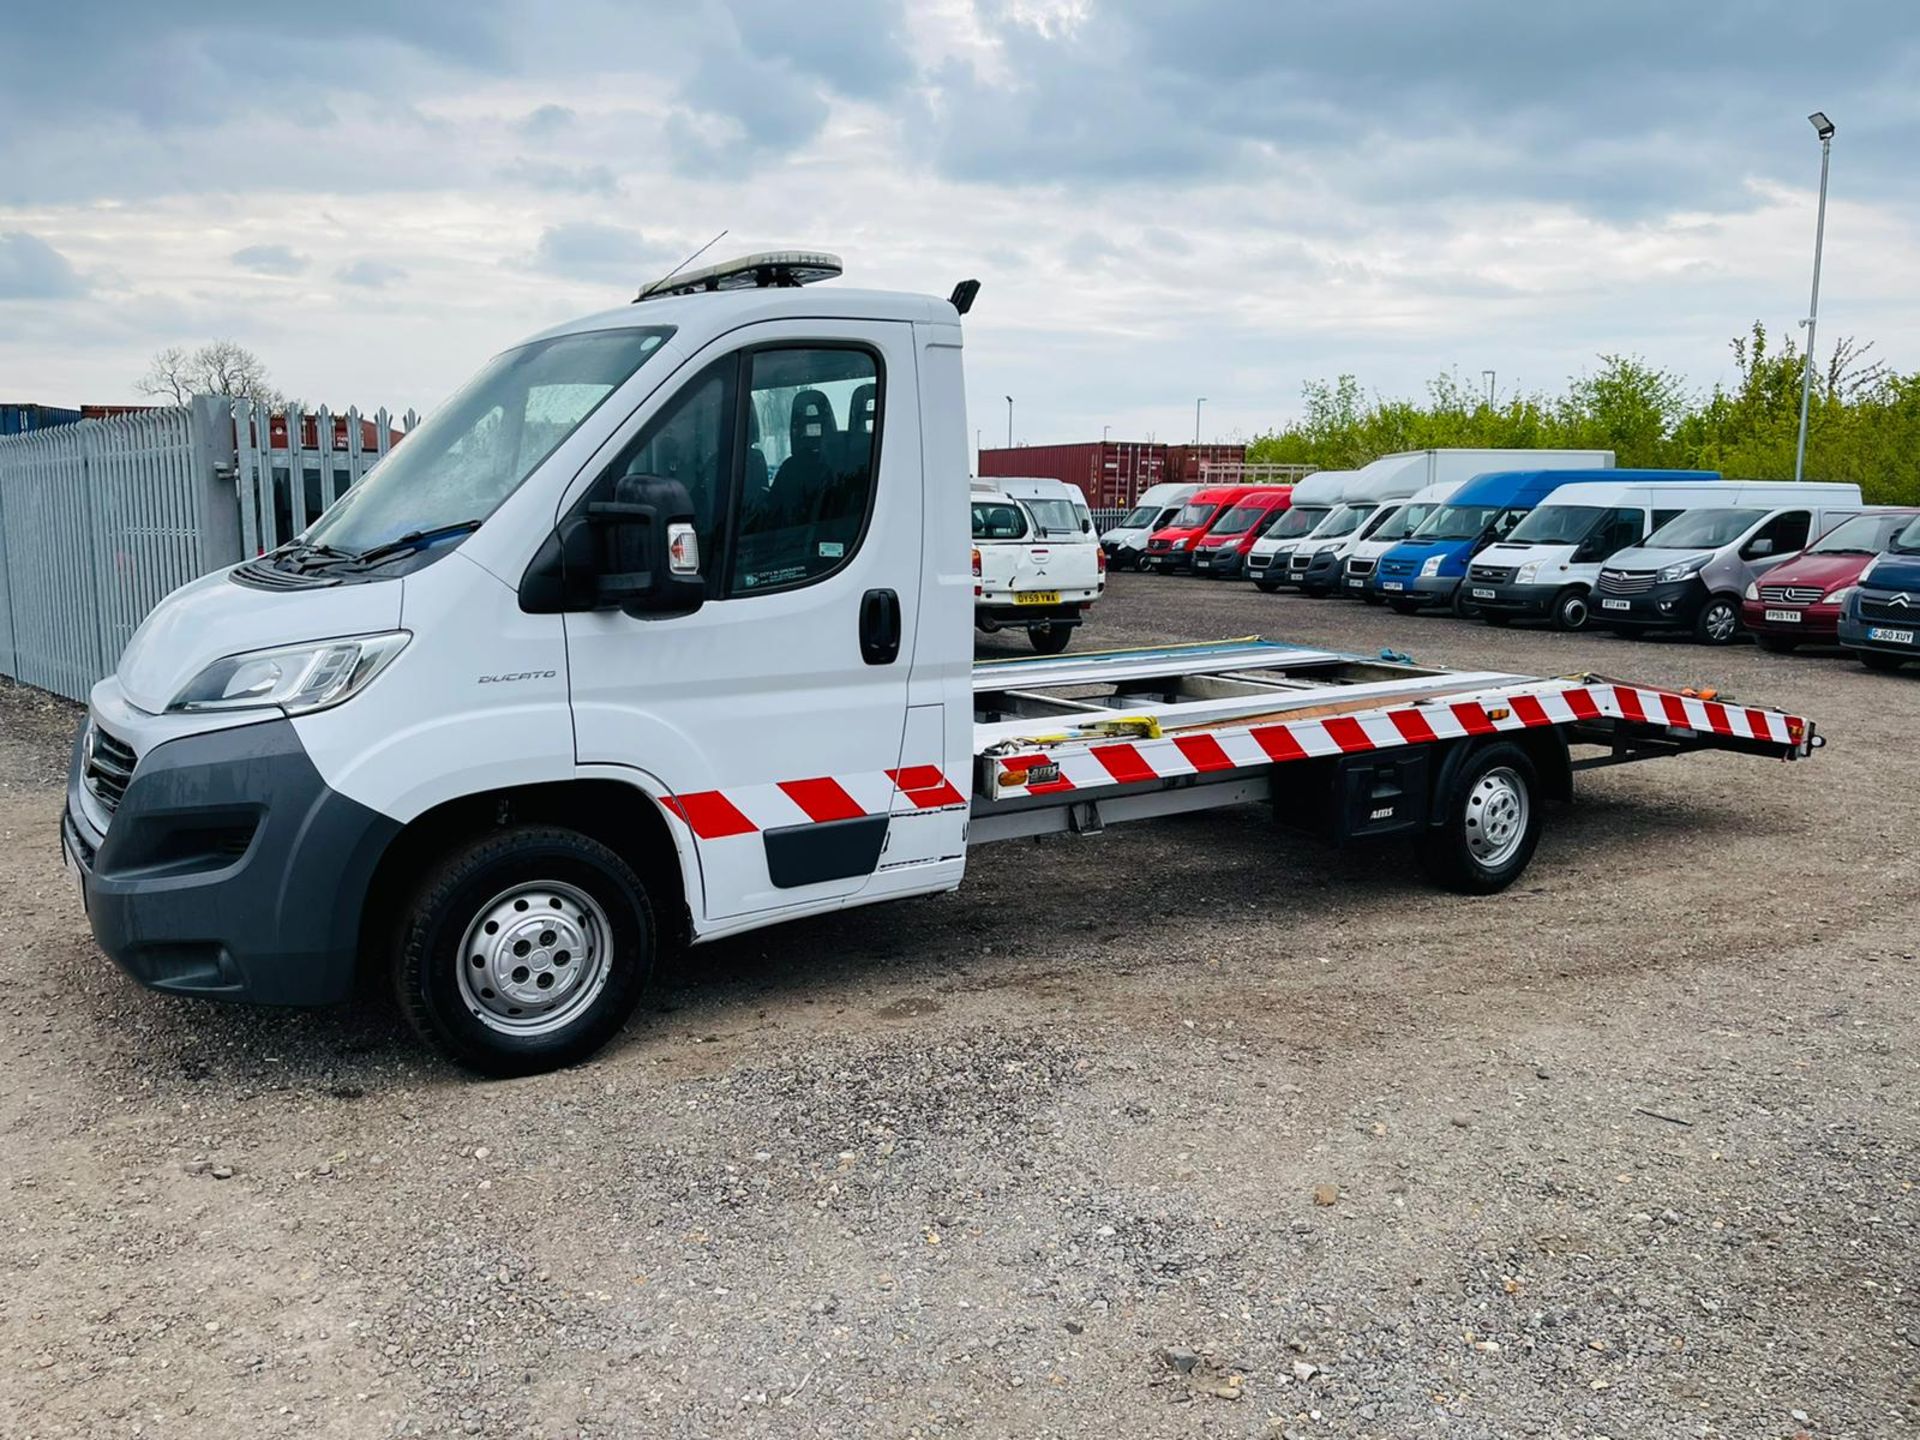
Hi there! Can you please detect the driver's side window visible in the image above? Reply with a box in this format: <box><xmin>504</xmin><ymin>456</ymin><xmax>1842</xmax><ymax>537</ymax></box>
<box><xmin>1746</xmin><ymin>509</ymin><xmax>1811</xmax><ymax>559</ymax></box>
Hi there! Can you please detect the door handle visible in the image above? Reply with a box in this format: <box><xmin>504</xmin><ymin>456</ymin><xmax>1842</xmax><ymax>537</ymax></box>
<box><xmin>860</xmin><ymin>588</ymin><xmax>901</xmax><ymax>665</ymax></box>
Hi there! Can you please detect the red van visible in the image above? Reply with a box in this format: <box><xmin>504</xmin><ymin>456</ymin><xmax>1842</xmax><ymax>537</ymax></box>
<box><xmin>1145</xmin><ymin>485</ymin><xmax>1263</xmax><ymax>573</ymax></box>
<box><xmin>1741</xmin><ymin>508</ymin><xmax>1920</xmax><ymax>650</ymax></box>
<box><xmin>1191</xmin><ymin>487</ymin><xmax>1294</xmax><ymax>578</ymax></box>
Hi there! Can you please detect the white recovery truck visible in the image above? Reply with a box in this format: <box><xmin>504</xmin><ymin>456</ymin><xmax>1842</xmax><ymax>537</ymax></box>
<box><xmin>62</xmin><ymin>254</ymin><xmax>1823</xmax><ymax>1076</ymax></box>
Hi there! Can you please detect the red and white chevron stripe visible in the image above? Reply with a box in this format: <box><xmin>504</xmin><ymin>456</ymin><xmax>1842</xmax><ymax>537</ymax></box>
<box><xmin>662</xmin><ymin>765</ymin><xmax>967</xmax><ymax>841</ymax></box>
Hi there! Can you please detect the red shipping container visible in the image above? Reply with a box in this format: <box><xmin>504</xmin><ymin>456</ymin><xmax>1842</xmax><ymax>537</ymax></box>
<box><xmin>980</xmin><ymin>441</ymin><xmax>1181</xmax><ymax>509</ymax></box>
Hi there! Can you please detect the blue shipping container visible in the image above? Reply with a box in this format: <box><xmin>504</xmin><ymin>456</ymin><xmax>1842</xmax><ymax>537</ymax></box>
<box><xmin>0</xmin><ymin>403</ymin><xmax>84</xmax><ymax>436</ymax></box>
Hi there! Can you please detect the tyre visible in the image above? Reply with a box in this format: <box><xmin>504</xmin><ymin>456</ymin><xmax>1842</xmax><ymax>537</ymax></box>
<box><xmin>1693</xmin><ymin>595</ymin><xmax>1742</xmax><ymax>645</ymax></box>
<box><xmin>1451</xmin><ymin>587</ymin><xmax>1481</xmax><ymax>620</ymax></box>
<box><xmin>1362</xmin><ymin>593</ymin><xmax>1383</xmax><ymax>607</ymax></box>
<box><xmin>1417</xmin><ymin>742</ymin><xmax>1542</xmax><ymax>894</ymax></box>
<box><xmin>1550</xmin><ymin>588</ymin><xmax>1591</xmax><ymax>633</ymax></box>
<box><xmin>1133</xmin><ymin>554</ymin><xmax>1152</xmax><ymax>572</ymax></box>
<box><xmin>1254</xmin><ymin>578</ymin><xmax>1282</xmax><ymax>594</ymax></box>
<box><xmin>1755</xmin><ymin>633</ymin><xmax>1799</xmax><ymax>654</ymax></box>
<box><xmin>1301</xmin><ymin>584</ymin><xmax>1330</xmax><ymax>599</ymax></box>
<box><xmin>395</xmin><ymin>826</ymin><xmax>656</xmax><ymax>1076</ymax></box>
<box><xmin>1029</xmin><ymin>622</ymin><xmax>1074</xmax><ymax>654</ymax></box>
<box><xmin>1483</xmin><ymin>612</ymin><xmax>1513</xmax><ymax>627</ymax></box>
<box><xmin>1389</xmin><ymin>598</ymin><xmax>1422</xmax><ymax>616</ymax></box>
<box><xmin>1860</xmin><ymin>650</ymin><xmax>1906</xmax><ymax>672</ymax></box>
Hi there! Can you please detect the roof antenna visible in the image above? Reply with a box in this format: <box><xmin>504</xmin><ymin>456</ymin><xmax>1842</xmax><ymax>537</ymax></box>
<box><xmin>635</xmin><ymin>229</ymin><xmax>729</xmax><ymax>303</ymax></box>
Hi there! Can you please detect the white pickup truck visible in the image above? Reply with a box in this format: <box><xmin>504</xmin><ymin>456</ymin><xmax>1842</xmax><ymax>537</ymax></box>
<box><xmin>62</xmin><ymin>252</ymin><xmax>1823</xmax><ymax>1076</ymax></box>
<box><xmin>971</xmin><ymin>478</ymin><xmax>1104</xmax><ymax>653</ymax></box>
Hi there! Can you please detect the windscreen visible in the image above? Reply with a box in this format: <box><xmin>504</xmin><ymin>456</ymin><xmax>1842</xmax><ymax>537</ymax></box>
<box><xmin>304</xmin><ymin>327</ymin><xmax>674</xmax><ymax>554</ymax></box>
<box><xmin>1312</xmin><ymin>502</ymin><xmax>1375</xmax><ymax>539</ymax></box>
<box><xmin>1207</xmin><ymin>502</ymin><xmax>1268</xmax><ymax>537</ymax></box>
<box><xmin>1024</xmin><ymin>498</ymin><xmax>1083</xmax><ymax>535</ymax></box>
<box><xmin>1809</xmin><ymin>512</ymin><xmax>1914</xmax><ymax>554</ymax></box>
<box><xmin>1265</xmin><ymin>505</ymin><xmax>1329</xmax><ymax>540</ymax></box>
<box><xmin>1893</xmin><ymin>516</ymin><xmax>1920</xmax><ymax>555</ymax></box>
<box><xmin>1367</xmin><ymin>503</ymin><xmax>1430</xmax><ymax>543</ymax></box>
<box><xmin>1413</xmin><ymin>503</ymin><xmax>1507</xmax><ymax>542</ymax></box>
<box><xmin>1118</xmin><ymin>504</ymin><xmax>1159</xmax><ymax>528</ymax></box>
<box><xmin>1170</xmin><ymin>501</ymin><xmax>1219</xmax><ymax>528</ymax></box>
<box><xmin>1507</xmin><ymin>505</ymin><xmax>1606</xmax><ymax>545</ymax></box>
<box><xmin>1643</xmin><ymin>507</ymin><xmax>1768</xmax><ymax>549</ymax></box>
<box><xmin>972</xmin><ymin>501</ymin><xmax>1028</xmax><ymax>540</ymax></box>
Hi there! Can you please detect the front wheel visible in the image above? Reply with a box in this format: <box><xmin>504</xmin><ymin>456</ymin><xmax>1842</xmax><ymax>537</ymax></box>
<box><xmin>1693</xmin><ymin>595</ymin><xmax>1742</xmax><ymax>645</ymax></box>
<box><xmin>394</xmin><ymin>826</ymin><xmax>656</xmax><ymax>1076</ymax></box>
<box><xmin>1451</xmin><ymin>587</ymin><xmax>1482</xmax><ymax>620</ymax></box>
<box><xmin>1389</xmin><ymin>598</ymin><xmax>1422</xmax><ymax>616</ymax></box>
<box><xmin>1363</xmin><ymin>593</ymin><xmax>1383</xmax><ymax>607</ymax></box>
<box><xmin>1550</xmin><ymin>588</ymin><xmax>1591</xmax><ymax>632</ymax></box>
<box><xmin>1029</xmin><ymin>623</ymin><xmax>1074</xmax><ymax>654</ymax></box>
<box><xmin>1755</xmin><ymin>633</ymin><xmax>1798</xmax><ymax>654</ymax></box>
<box><xmin>1860</xmin><ymin>650</ymin><xmax>1907</xmax><ymax>672</ymax></box>
<box><xmin>1132</xmin><ymin>554</ymin><xmax>1153</xmax><ymax>572</ymax></box>
<box><xmin>1417</xmin><ymin>742</ymin><xmax>1542</xmax><ymax>894</ymax></box>
<box><xmin>1254</xmin><ymin>578</ymin><xmax>1282</xmax><ymax>594</ymax></box>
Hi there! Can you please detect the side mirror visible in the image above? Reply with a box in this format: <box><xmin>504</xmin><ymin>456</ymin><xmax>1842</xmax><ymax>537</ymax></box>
<box><xmin>518</xmin><ymin>475</ymin><xmax>704</xmax><ymax>616</ymax></box>
<box><xmin>1748</xmin><ymin>536</ymin><xmax>1775</xmax><ymax>556</ymax></box>
<box><xmin>1081</xmin><ymin>516</ymin><xmax>1092</xmax><ymax>533</ymax></box>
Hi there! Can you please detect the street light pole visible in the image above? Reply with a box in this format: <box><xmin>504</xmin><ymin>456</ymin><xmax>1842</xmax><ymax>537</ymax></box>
<box><xmin>1005</xmin><ymin>395</ymin><xmax>1014</xmax><ymax>449</ymax></box>
<box><xmin>1795</xmin><ymin>112</ymin><xmax>1836</xmax><ymax>482</ymax></box>
<box><xmin>1194</xmin><ymin>397</ymin><xmax>1207</xmax><ymax>444</ymax></box>
<box><xmin>1482</xmin><ymin>370</ymin><xmax>1496</xmax><ymax>407</ymax></box>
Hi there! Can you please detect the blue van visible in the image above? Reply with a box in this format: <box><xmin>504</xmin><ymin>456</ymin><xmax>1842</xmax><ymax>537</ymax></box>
<box><xmin>1373</xmin><ymin>469</ymin><xmax>1618</xmax><ymax>616</ymax></box>
<box><xmin>1839</xmin><ymin>514</ymin><xmax>1920</xmax><ymax>671</ymax></box>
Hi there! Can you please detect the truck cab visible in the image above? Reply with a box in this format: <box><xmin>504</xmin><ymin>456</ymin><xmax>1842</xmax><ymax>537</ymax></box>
<box><xmin>1189</xmin><ymin>486</ymin><xmax>1293</xmax><ymax>578</ymax></box>
<box><xmin>970</xmin><ymin>478</ymin><xmax>1104</xmax><ymax>652</ymax></box>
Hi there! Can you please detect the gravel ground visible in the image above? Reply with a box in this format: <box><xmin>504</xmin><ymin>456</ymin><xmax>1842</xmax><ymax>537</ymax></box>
<box><xmin>2</xmin><ymin>575</ymin><xmax>1915</xmax><ymax>1440</ymax></box>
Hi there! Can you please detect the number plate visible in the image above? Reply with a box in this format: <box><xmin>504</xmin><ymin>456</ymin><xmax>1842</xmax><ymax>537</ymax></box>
<box><xmin>1868</xmin><ymin>625</ymin><xmax>1915</xmax><ymax>645</ymax></box>
<box><xmin>1381</xmin><ymin>581</ymin><xmax>1404</xmax><ymax>592</ymax></box>
<box><xmin>1472</xmin><ymin>587</ymin><xmax>1495</xmax><ymax>600</ymax></box>
<box><xmin>1601</xmin><ymin>597</ymin><xmax>1631</xmax><ymax>611</ymax></box>
<box><xmin>1194</xmin><ymin>556</ymin><xmax>1210</xmax><ymax>569</ymax></box>
<box><xmin>1345</xmin><ymin>578</ymin><xmax>1362</xmax><ymax>589</ymax></box>
<box><xmin>1764</xmin><ymin>608</ymin><xmax>1803</xmax><ymax>623</ymax></box>
<box><xmin>1015</xmin><ymin>591</ymin><xmax>1060</xmax><ymax>606</ymax></box>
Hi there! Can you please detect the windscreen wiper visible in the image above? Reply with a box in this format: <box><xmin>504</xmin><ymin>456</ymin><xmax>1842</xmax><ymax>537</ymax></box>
<box><xmin>352</xmin><ymin>519</ymin><xmax>483</xmax><ymax>567</ymax></box>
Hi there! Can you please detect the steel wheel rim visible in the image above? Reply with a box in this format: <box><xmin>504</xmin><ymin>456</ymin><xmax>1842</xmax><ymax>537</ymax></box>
<box><xmin>1705</xmin><ymin>602</ymin><xmax>1736</xmax><ymax>641</ymax></box>
<box><xmin>456</xmin><ymin>880</ymin><xmax>612</xmax><ymax>1036</ymax></box>
<box><xmin>1464</xmin><ymin>766</ymin><xmax>1529</xmax><ymax>869</ymax></box>
<box><xmin>1562</xmin><ymin>594</ymin><xmax>1588</xmax><ymax>629</ymax></box>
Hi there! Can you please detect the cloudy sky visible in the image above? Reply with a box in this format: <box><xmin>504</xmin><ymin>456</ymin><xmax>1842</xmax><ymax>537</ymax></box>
<box><xmin>2</xmin><ymin>1</ymin><xmax>1917</xmax><ymax>448</ymax></box>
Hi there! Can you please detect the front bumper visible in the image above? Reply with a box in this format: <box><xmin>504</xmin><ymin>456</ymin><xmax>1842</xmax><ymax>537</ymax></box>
<box><xmin>1743</xmin><ymin>599</ymin><xmax>1841</xmax><ymax>641</ymax></box>
<box><xmin>1375</xmin><ymin>573</ymin><xmax>1458</xmax><ymax>606</ymax></box>
<box><xmin>1839</xmin><ymin>607</ymin><xmax>1920</xmax><ymax>656</ymax></box>
<box><xmin>1296</xmin><ymin>550</ymin><xmax>1344</xmax><ymax>591</ymax></box>
<box><xmin>1474</xmin><ymin>581</ymin><xmax>1563</xmax><ymax>618</ymax></box>
<box><xmin>1593</xmin><ymin>578</ymin><xmax>1707</xmax><ymax>628</ymax></box>
<box><xmin>1145</xmin><ymin>547</ymin><xmax>1194</xmax><ymax>572</ymax></box>
<box><xmin>1191</xmin><ymin>547</ymin><xmax>1245</xmax><ymax>577</ymax></box>
<box><xmin>63</xmin><ymin>715</ymin><xmax>400</xmax><ymax>1006</ymax></box>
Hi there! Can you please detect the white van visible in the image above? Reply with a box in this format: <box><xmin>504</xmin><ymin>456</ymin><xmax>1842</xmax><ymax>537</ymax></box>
<box><xmin>1100</xmin><ymin>482</ymin><xmax>1197</xmax><ymax>571</ymax></box>
<box><xmin>1593</xmin><ymin>482</ymin><xmax>1868</xmax><ymax>644</ymax></box>
<box><xmin>1342</xmin><ymin>480</ymin><xmax>1465</xmax><ymax>603</ymax></box>
<box><xmin>1284</xmin><ymin>454</ymin><xmax>1438</xmax><ymax>596</ymax></box>
<box><xmin>971</xmin><ymin>481</ymin><xmax>1104</xmax><ymax>653</ymax></box>
<box><xmin>1469</xmin><ymin>472</ymin><xmax>1723</xmax><ymax>630</ymax></box>
<box><xmin>997</xmin><ymin>475</ymin><xmax>1097</xmax><ymax>539</ymax></box>
<box><xmin>1245</xmin><ymin>471</ymin><xmax>1353</xmax><ymax>591</ymax></box>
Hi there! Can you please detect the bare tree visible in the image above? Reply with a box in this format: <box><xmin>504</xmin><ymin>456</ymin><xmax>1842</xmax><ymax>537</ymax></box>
<box><xmin>137</xmin><ymin>340</ymin><xmax>288</xmax><ymax>407</ymax></box>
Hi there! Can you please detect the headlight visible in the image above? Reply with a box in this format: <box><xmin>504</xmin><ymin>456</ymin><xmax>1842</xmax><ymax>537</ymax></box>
<box><xmin>1823</xmin><ymin>584</ymin><xmax>1856</xmax><ymax>606</ymax></box>
<box><xmin>168</xmin><ymin>632</ymin><xmax>410</xmax><ymax>715</ymax></box>
<box><xmin>1658</xmin><ymin>557</ymin><xmax>1707</xmax><ymax>584</ymax></box>
<box><xmin>1743</xmin><ymin>581</ymin><xmax>1759</xmax><ymax>600</ymax></box>
<box><xmin>1420</xmin><ymin>555</ymin><xmax>1443</xmax><ymax>577</ymax></box>
<box><xmin>1516</xmin><ymin>562</ymin><xmax>1540</xmax><ymax>585</ymax></box>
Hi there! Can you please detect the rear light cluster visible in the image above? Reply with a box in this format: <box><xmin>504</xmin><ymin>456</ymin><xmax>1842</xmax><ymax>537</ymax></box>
<box><xmin>971</xmin><ymin>546</ymin><xmax>982</xmax><ymax>598</ymax></box>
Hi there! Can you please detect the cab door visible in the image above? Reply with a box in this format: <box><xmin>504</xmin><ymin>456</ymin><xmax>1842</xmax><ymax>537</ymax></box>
<box><xmin>563</xmin><ymin>320</ymin><xmax>921</xmax><ymax>921</ymax></box>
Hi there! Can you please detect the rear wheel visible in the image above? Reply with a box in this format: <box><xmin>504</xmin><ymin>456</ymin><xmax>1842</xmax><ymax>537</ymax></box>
<box><xmin>1860</xmin><ymin>650</ymin><xmax>1907</xmax><ymax>672</ymax></box>
<box><xmin>1694</xmin><ymin>595</ymin><xmax>1742</xmax><ymax>645</ymax></box>
<box><xmin>1550</xmin><ymin>588</ymin><xmax>1591</xmax><ymax>632</ymax></box>
<box><xmin>1417</xmin><ymin>742</ymin><xmax>1542</xmax><ymax>894</ymax></box>
<box><xmin>394</xmin><ymin>826</ymin><xmax>656</xmax><ymax>1076</ymax></box>
<box><xmin>1755</xmin><ymin>633</ymin><xmax>1799</xmax><ymax>654</ymax></box>
<box><xmin>1029</xmin><ymin>623</ymin><xmax>1074</xmax><ymax>654</ymax></box>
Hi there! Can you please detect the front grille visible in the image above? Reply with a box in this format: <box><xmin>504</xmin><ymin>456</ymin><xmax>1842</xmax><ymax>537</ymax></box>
<box><xmin>1247</xmin><ymin>553</ymin><xmax>1270</xmax><ymax>571</ymax></box>
<box><xmin>1147</xmin><ymin>539</ymin><xmax>1171</xmax><ymax>552</ymax></box>
<box><xmin>1289</xmin><ymin>552</ymin><xmax>1312</xmax><ymax>572</ymax></box>
<box><xmin>1379</xmin><ymin>558</ymin><xmax>1416</xmax><ymax>579</ymax></box>
<box><xmin>1760</xmin><ymin>584</ymin><xmax>1823</xmax><ymax>605</ymax></box>
<box><xmin>84</xmin><ymin>725</ymin><xmax>137</xmax><ymax>816</ymax></box>
<box><xmin>1346</xmin><ymin>557</ymin><xmax>1375</xmax><ymax>578</ymax></box>
<box><xmin>1470</xmin><ymin>564</ymin><xmax>1515</xmax><ymax>584</ymax></box>
<box><xmin>1859</xmin><ymin>593</ymin><xmax>1920</xmax><ymax>624</ymax></box>
<box><xmin>1598</xmin><ymin>568</ymin><xmax>1655</xmax><ymax>596</ymax></box>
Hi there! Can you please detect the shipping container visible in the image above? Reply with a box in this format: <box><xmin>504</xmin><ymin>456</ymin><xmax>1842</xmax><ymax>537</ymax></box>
<box><xmin>0</xmin><ymin>403</ymin><xmax>83</xmax><ymax>436</ymax></box>
<box><xmin>1164</xmin><ymin>443</ymin><xmax>1249</xmax><ymax>486</ymax></box>
<box><xmin>79</xmin><ymin>403</ymin><xmax>160</xmax><ymax>421</ymax></box>
<box><xmin>980</xmin><ymin>440</ymin><xmax>1254</xmax><ymax>508</ymax></box>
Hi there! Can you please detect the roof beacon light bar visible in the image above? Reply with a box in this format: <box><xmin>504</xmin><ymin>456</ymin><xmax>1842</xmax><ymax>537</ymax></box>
<box><xmin>635</xmin><ymin>250</ymin><xmax>844</xmax><ymax>303</ymax></box>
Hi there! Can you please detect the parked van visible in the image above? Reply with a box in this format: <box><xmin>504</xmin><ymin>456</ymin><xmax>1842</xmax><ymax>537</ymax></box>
<box><xmin>1467</xmin><ymin>471</ymin><xmax>1722</xmax><ymax>631</ymax></box>
<box><xmin>1100</xmin><ymin>482</ymin><xmax>1197</xmax><ymax>571</ymax></box>
<box><xmin>971</xmin><ymin>483</ymin><xmax>1104</xmax><ymax>653</ymax></box>
<box><xmin>1146</xmin><ymin>484</ymin><xmax>1263</xmax><ymax>573</ymax></box>
<box><xmin>998</xmin><ymin>475</ymin><xmax>1097</xmax><ymax>538</ymax></box>
<box><xmin>1375</xmin><ymin>469</ymin><xmax>1616</xmax><ymax>616</ymax></box>
<box><xmin>1342</xmin><ymin>480</ymin><xmax>1464</xmax><ymax>602</ymax></box>
<box><xmin>1595</xmin><ymin>483</ymin><xmax>1866</xmax><ymax>643</ymax></box>
<box><xmin>1286</xmin><ymin>455</ymin><xmax>1440</xmax><ymax>596</ymax></box>
<box><xmin>1245</xmin><ymin>471</ymin><xmax>1353</xmax><ymax>591</ymax></box>
<box><xmin>1191</xmin><ymin>487</ymin><xmax>1294</xmax><ymax>578</ymax></box>
<box><xmin>1743</xmin><ymin>508</ymin><xmax>1920</xmax><ymax>651</ymax></box>
<box><xmin>1838</xmin><ymin>513</ymin><xmax>1920</xmax><ymax>670</ymax></box>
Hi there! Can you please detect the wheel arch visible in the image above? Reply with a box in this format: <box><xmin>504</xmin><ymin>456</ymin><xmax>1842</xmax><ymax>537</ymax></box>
<box><xmin>359</xmin><ymin>776</ymin><xmax>695</xmax><ymax>982</ymax></box>
<box><xmin>1428</xmin><ymin>728</ymin><xmax>1572</xmax><ymax>818</ymax></box>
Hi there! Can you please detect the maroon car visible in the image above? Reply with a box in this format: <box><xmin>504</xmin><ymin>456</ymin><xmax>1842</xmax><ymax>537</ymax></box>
<box><xmin>1742</xmin><ymin>509</ymin><xmax>1920</xmax><ymax>651</ymax></box>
